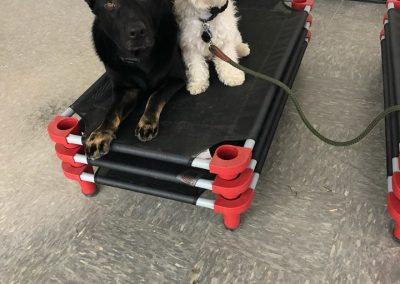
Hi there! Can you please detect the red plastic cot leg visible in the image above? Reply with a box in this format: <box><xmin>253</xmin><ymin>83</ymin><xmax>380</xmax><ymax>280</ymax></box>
<box><xmin>48</xmin><ymin>116</ymin><xmax>97</xmax><ymax>196</ymax></box>
<box><xmin>62</xmin><ymin>162</ymin><xmax>98</xmax><ymax>196</ymax></box>
<box><xmin>387</xmin><ymin>192</ymin><xmax>400</xmax><ymax>241</ymax></box>
<box><xmin>214</xmin><ymin>189</ymin><xmax>254</xmax><ymax>230</ymax></box>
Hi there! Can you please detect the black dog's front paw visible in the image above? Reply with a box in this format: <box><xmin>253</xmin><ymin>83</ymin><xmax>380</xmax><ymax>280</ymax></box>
<box><xmin>135</xmin><ymin>118</ymin><xmax>159</xmax><ymax>142</ymax></box>
<box><xmin>84</xmin><ymin>129</ymin><xmax>116</xmax><ymax>160</ymax></box>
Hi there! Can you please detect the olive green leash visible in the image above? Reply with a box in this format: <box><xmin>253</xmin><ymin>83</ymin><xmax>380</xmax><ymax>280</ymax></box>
<box><xmin>210</xmin><ymin>44</ymin><xmax>399</xmax><ymax>147</ymax></box>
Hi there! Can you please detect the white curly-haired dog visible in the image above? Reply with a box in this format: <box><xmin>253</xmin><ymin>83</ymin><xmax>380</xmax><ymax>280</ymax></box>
<box><xmin>174</xmin><ymin>0</ymin><xmax>250</xmax><ymax>95</ymax></box>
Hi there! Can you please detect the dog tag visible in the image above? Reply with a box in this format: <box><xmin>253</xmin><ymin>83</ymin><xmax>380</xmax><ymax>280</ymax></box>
<box><xmin>201</xmin><ymin>23</ymin><xmax>212</xmax><ymax>43</ymax></box>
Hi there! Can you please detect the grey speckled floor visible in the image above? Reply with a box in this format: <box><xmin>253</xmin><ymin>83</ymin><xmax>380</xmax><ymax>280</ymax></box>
<box><xmin>1</xmin><ymin>0</ymin><xmax>399</xmax><ymax>283</ymax></box>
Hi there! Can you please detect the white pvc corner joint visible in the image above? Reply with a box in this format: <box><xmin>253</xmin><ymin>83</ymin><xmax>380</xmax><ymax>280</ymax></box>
<box><xmin>80</xmin><ymin>172</ymin><xmax>95</xmax><ymax>183</ymax></box>
<box><xmin>244</xmin><ymin>139</ymin><xmax>256</xmax><ymax>150</ymax></box>
<box><xmin>195</xmin><ymin>178</ymin><xmax>213</xmax><ymax>190</ymax></box>
<box><xmin>249</xmin><ymin>159</ymin><xmax>257</xmax><ymax>170</ymax></box>
<box><xmin>62</xmin><ymin>107</ymin><xmax>75</xmax><ymax>117</ymax></box>
<box><xmin>74</xmin><ymin>154</ymin><xmax>88</xmax><ymax>165</ymax></box>
<box><xmin>196</xmin><ymin>197</ymin><xmax>215</xmax><ymax>209</ymax></box>
<box><xmin>392</xmin><ymin>157</ymin><xmax>399</xmax><ymax>173</ymax></box>
<box><xmin>304</xmin><ymin>5</ymin><xmax>312</xmax><ymax>13</ymax></box>
<box><xmin>66</xmin><ymin>134</ymin><xmax>83</xmax><ymax>146</ymax></box>
<box><xmin>191</xmin><ymin>158</ymin><xmax>211</xmax><ymax>170</ymax></box>
<box><xmin>250</xmin><ymin>173</ymin><xmax>260</xmax><ymax>191</ymax></box>
<box><xmin>388</xmin><ymin>176</ymin><xmax>393</xmax><ymax>193</ymax></box>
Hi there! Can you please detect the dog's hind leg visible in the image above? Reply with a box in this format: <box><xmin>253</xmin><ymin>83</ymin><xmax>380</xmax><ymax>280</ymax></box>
<box><xmin>136</xmin><ymin>80</ymin><xmax>183</xmax><ymax>142</ymax></box>
<box><xmin>85</xmin><ymin>88</ymin><xmax>139</xmax><ymax>159</ymax></box>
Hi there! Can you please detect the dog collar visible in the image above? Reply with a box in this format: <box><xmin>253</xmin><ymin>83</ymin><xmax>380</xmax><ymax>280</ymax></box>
<box><xmin>199</xmin><ymin>0</ymin><xmax>229</xmax><ymax>24</ymax></box>
<box><xmin>200</xmin><ymin>0</ymin><xmax>228</xmax><ymax>43</ymax></box>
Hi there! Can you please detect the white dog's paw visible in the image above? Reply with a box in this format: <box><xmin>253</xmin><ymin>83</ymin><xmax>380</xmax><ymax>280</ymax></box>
<box><xmin>187</xmin><ymin>80</ymin><xmax>209</xmax><ymax>95</ymax></box>
<box><xmin>237</xmin><ymin>43</ymin><xmax>250</xmax><ymax>58</ymax></box>
<box><xmin>218</xmin><ymin>66</ymin><xmax>245</xmax><ymax>87</ymax></box>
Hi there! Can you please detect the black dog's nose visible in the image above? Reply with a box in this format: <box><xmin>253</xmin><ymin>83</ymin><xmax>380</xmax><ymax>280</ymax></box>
<box><xmin>128</xmin><ymin>23</ymin><xmax>146</xmax><ymax>39</ymax></box>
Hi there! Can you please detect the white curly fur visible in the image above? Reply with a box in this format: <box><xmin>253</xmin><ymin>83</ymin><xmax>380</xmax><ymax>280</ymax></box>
<box><xmin>173</xmin><ymin>0</ymin><xmax>250</xmax><ymax>95</ymax></box>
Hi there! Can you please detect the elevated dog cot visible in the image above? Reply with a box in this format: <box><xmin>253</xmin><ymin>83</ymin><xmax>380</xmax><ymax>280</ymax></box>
<box><xmin>381</xmin><ymin>0</ymin><xmax>400</xmax><ymax>240</ymax></box>
<box><xmin>48</xmin><ymin>0</ymin><xmax>313</xmax><ymax>229</ymax></box>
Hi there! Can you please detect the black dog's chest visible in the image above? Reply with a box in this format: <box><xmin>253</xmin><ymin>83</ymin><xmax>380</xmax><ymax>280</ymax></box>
<box><xmin>106</xmin><ymin>65</ymin><xmax>156</xmax><ymax>92</ymax></box>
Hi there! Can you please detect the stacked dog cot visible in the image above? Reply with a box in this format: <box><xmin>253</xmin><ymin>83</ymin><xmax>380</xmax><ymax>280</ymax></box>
<box><xmin>381</xmin><ymin>0</ymin><xmax>400</xmax><ymax>240</ymax></box>
<box><xmin>48</xmin><ymin>0</ymin><xmax>314</xmax><ymax>229</ymax></box>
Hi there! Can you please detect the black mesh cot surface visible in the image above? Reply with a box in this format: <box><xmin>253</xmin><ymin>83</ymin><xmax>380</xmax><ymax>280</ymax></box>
<box><xmin>381</xmin><ymin>2</ymin><xmax>400</xmax><ymax>240</ymax></box>
<box><xmin>48</xmin><ymin>0</ymin><xmax>313</xmax><ymax>229</ymax></box>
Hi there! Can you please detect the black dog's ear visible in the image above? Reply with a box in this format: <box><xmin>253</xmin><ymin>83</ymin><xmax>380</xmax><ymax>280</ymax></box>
<box><xmin>85</xmin><ymin>0</ymin><xmax>95</xmax><ymax>10</ymax></box>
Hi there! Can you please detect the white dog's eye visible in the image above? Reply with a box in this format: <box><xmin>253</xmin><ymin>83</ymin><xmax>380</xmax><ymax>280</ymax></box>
<box><xmin>104</xmin><ymin>1</ymin><xmax>117</xmax><ymax>11</ymax></box>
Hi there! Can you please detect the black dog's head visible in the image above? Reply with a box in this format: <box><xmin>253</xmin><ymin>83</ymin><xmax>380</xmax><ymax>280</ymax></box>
<box><xmin>85</xmin><ymin>0</ymin><xmax>159</xmax><ymax>64</ymax></box>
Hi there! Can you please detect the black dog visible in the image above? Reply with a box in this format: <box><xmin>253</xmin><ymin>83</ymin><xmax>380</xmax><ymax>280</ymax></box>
<box><xmin>83</xmin><ymin>0</ymin><xmax>185</xmax><ymax>159</ymax></box>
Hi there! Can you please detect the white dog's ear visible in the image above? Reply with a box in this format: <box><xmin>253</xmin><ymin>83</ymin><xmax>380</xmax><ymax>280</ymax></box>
<box><xmin>84</xmin><ymin>0</ymin><xmax>95</xmax><ymax>10</ymax></box>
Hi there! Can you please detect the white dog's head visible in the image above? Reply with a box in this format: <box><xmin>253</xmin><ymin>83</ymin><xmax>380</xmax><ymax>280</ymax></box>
<box><xmin>188</xmin><ymin>0</ymin><xmax>227</xmax><ymax>10</ymax></box>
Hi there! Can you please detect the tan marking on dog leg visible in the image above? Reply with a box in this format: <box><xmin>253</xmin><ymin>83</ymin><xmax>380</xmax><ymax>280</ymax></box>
<box><xmin>84</xmin><ymin>129</ymin><xmax>116</xmax><ymax>160</ymax></box>
<box><xmin>135</xmin><ymin>96</ymin><xmax>166</xmax><ymax>142</ymax></box>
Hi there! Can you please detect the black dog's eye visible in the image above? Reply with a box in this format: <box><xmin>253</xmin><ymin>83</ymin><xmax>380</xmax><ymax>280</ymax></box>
<box><xmin>104</xmin><ymin>1</ymin><xmax>117</xmax><ymax>11</ymax></box>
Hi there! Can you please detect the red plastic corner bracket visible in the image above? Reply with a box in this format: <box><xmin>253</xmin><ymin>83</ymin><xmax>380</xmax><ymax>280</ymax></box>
<box><xmin>387</xmin><ymin>193</ymin><xmax>400</xmax><ymax>240</ymax></box>
<box><xmin>214</xmin><ymin>189</ymin><xmax>254</xmax><ymax>230</ymax></box>
<box><xmin>392</xmin><ymin>172</ymin><xmax>400</xmax><ymax>200</ymax></box>
<box><xmin>387</xmin><ymin>0</ymin><xmax>400</xmax><ymax>9</ymax></box>
<box><xmin>291</xmin><ymin>0</ymin><xmax>314</xmax><ymax>11</ymax></box>
<box><xmin>55</xmin><ymin>143</ymin><xmax>85</xmax><ymax>167</ymax></box>
<box><xmin>212</xmin><ymin>168</ymin><xmax>254</xmax><ymax>199</ymax></box>
<box><xmin>61</xmin><ymin>162</ymin><xmax>97</xmax><ymax>196</ymax></box>
<box><xmin>209</xmin><ymin>145</ymin><xmax>252</xmax><ymax>180</ymax></box>
<box><xmin>48</xmin><ymin>116</ymin><xmax>80</xmax><ymax>147</ymax></box>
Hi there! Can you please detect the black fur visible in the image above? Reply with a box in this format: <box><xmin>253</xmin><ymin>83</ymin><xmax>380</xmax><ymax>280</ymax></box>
<box><xmin>83</xmin><ymin>0</ymin><xmax>185</xmax><ymax>160</ymax></box>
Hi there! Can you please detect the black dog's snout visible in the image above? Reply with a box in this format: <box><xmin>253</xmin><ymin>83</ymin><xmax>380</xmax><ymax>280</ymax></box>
<box><xmin>128</xmin><ymin>23</ymin><xmax>146</xmax><ymax>39</ymax></box>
